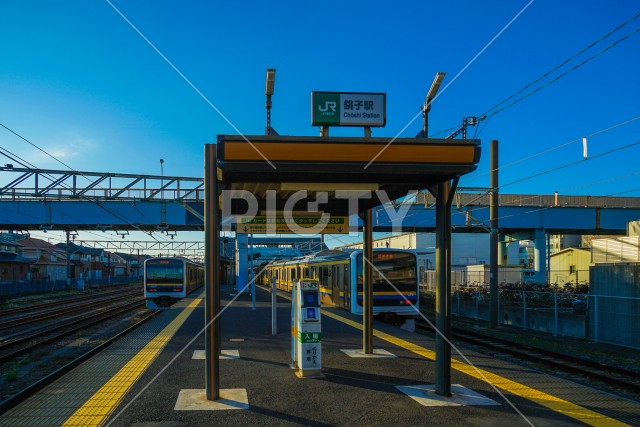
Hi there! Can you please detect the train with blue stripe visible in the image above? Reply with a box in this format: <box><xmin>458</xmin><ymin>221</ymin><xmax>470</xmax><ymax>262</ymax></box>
<box><xmin>259</xmin><ymin>249</ymin><xmax>419</xmax><ymax>321</ymax></box>
<box><xmin>144</xmin><ymin>257</ymin><xmax>204</xmax><ymax>309</ymax></box>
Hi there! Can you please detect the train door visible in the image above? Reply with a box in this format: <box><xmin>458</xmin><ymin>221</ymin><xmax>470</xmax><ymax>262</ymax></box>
<box><xmin>290</xmin><ymin>267</ymin><xmax>297</xmax><ymax>292</ymax></box>
<box><xmin>332</xmin><ymin>265</ymin><xmax>345</xmax><ymax>308</ymax></box>
<box><xmin>343</xmin><ymin>265</ymin><xmax>350</xmax><ymax>309</ymax></box>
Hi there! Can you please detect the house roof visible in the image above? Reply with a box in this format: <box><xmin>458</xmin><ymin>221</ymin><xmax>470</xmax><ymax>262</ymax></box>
<box><xmin>113</xmin><ymin>252</ymin><xmax>139</xmax><ymax>262</ymax></box>
<box><xmin>105</xmin><ymin>252</ymin><xmax>128</xmax><ymax>265</ymax></box>
<box><xmin>33</xmin><ymin>255</ymin><xmax>67</xmax><ymax>266</ymax></box>
<box><xmin>17</xmin><ymin>237</ymin><xmax>55</xmax><ymax>249</ymax></box>
<box><xmin>55</xmin><ymin>243</ymin><xmax>104</xmax><ymax>256</ymax></box>
<box><xmin>0</xmin><ymin>237</ymin><xmax>22</xmax><ymax>248</ymax></box>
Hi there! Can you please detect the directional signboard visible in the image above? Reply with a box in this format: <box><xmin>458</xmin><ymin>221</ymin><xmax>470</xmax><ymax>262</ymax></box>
<box><xmin>311</xmin><ymin>92</ymin><xmax>386</xmax><ymax>127</ymax></box>
<box><xmin>236</xmin><ymin>216</ymin><xmax>349</xmax><ymax>234</ymax></box>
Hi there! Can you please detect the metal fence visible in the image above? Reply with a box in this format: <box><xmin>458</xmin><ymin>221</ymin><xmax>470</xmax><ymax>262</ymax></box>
<box><xmin>420</xmin><ymin>285</ymin><xmax>640</xmax><ymax>348</ymax></box>
<box><xmin>422</xmin><ymin>269</ymin><xmax>590</xmax><ymax>289</ymax></box>
<box><xmin>588</xmin><ymin>294</ymin><xmax>640</xmax><ymax>349</ymax></box>
<box><xmin>0</xmin><ymin>276</ymin><xmax>141</xmax><ymax>297</ymax></box>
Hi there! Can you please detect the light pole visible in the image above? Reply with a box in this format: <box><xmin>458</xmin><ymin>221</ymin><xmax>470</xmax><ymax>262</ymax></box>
<box><xmin>265</xmin><ymin>68</ymin><xmax>276</xmax><ymax>135</ymax></box>
<box><xmin>422</xmin><ymin>72</ymin><xmax>446</xmax><ymax>138</ymax></box>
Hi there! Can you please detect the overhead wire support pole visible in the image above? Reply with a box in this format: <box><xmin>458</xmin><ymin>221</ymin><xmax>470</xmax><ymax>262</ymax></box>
<box><xmin>204</xmin><ymin>144</ymin><xmax>220</xmax><ymax>400</ymax></box>
<box><xmin>66</xmin><ymin>230</ymin><xmax>71</xmax><ymax>289</ymax></box>
<box><xmin>362</xmin><ymin>208</ymin><xmax>373</xmax><ymax>355</ymax></box>
<box><xmin>489</xmin><ymin>140</ymin><xmax>499</xmax><ymax>328</ymax></box>
<box><xmin>362</xmin><ymin>124</ymin><xmax>374</xmax><ymax>354</ymax></box>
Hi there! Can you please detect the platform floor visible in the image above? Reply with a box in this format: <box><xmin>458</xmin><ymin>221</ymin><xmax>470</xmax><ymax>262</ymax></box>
<box><xmin>1</xmin><ymin>285</ymin><xmax>638</xmax><ymax>427</ymax></box>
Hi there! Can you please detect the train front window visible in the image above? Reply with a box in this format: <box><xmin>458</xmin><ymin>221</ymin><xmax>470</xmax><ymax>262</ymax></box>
<box><xmin>356</xmin><ymin>252</ymin><xmax>416</xmax><ymax>286</ymax></box>
<box><xmin>355</xmin><ymin>251</ymin><xmax>417</xmax><ymax>307</ymax></box>
<box><xmin>146</xmin><ymin>261</ymin><xmax>184</xmax><ymax>284</ymax></box>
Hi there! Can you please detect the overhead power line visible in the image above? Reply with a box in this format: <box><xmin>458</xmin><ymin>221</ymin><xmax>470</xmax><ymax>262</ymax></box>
<box><xmin>483</xmin><ymin>25</ymin><xmax>640</xmax><ymax>120</ymax></box>
<box><xmin>464</xmin><ymin>115</ymin><xmax>640</xmax><ymax>183</ymax></box>
<box><xmin>0</xmin><ymin>123</ymin><xmax>77</xmax><ymax>171</ymax></box>
<box><xmin>500</xmin><ymin>139</ymin><xmax>640</xmax><ymax>189</ymax></box>
<box><xmin>431</xmin><ymin>11</ymin><xmax>640</xmax><ymax>137</ymax></box>
<box><xmin>479</xmin><ymin>11</ymin><xmax>640</xmax><ymax>118</ymax></box>
<box><xmin>0</xmin><ymin>123</ymin><xmax>168</xmax><ymax>242</ymax></box>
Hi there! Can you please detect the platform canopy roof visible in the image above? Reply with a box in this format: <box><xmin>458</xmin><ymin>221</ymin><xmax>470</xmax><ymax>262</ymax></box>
<box><xmin>216</xmin><ymin>135</ymin><xmax>481</xmax><ymax>215</ymax></box>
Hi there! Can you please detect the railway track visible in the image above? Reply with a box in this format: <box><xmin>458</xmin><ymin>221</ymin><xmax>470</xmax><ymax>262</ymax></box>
<box><xmin>0</xmin><ymin>309</ymin><xmax>158</xmax><ymax>415</ymax></box>
<box><xmin>0</xmin><ymin>288</ymin><xmax>136</xmax><ymax>318</ymax></box>
<box><xmin>0</xmin><ymin>291</ymin><xmax>141</xmax><ymax>331</ymax></box>
<box><xmin>0</xmin><ymin>299</ymin><xmax>146</xmax><ymax>363</ymax></box>
<box><xmin>414</xmin><ymin>319</ymin><xmax>640</xmax><ymax>395</ymax></box>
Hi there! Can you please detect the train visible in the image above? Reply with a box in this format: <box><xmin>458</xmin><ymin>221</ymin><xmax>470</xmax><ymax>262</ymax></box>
<box><xmin>258</xmin><ymin>249</ymin><xmax>419</xmax><ymax>321</ymax></box>
<box><xmin>144</xmin><ymin>257</ymin><xmax>204</xmax><ymax>309</ymax></box>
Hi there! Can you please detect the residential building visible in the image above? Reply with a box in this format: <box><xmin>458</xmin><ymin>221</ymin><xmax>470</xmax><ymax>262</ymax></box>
<box><xmin>0</xmin><ymin>237</ymin><xmax>31</xmax><ymax>283</ymax></box>
<box><xmin>114</xmin><ymin>252</ymin><xmax>149</xmax><ymax>277</ymax></box>
<box><xmin>55</xmin><ymin>243</ymin><xmax>105</xmax><ymax>280</ymax></box>
<box><xmin>17</xmin><ymin>237</ymin><xmax>67</xmax><ymax>281</ymax></box>
<box><xmin>104</xmin><ymin>251</ymin><xmax>129</xmax><ymax>277</ymax></box>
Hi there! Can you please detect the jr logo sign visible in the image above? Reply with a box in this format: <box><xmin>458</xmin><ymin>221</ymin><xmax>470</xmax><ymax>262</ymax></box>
<box><xmin>318</xmin><ymin>101</ymin><xmax>337</xmax><ymax>113</ymax></box>
<box><xmin>311</xmin><ymin>92</ymin><xmax>340</xmax><ymax>125</ymax></box>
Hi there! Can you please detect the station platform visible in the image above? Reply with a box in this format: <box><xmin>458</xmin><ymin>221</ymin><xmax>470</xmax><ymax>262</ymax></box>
<box><xmin>1</xmin><ymin>285</ymin><xmax>639</xmax><ymax>427</ymax></box>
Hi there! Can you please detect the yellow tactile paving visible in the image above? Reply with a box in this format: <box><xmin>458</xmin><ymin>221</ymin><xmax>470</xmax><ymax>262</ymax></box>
<box><xmin>61</xmin><ymin>297</ymin><xmax>202</xmax><ymax>427</ymax></box>
<box><xmin>321</xmin><ymin>309</ymin><xmax>631</xmax><ymax>427</ymax></box>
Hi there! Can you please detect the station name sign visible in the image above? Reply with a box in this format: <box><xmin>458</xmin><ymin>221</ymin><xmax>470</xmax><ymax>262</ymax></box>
<box><xmin>311</xmin><ymin>91</ymin><xmax>386</xmax><ymax>127</ymax></box>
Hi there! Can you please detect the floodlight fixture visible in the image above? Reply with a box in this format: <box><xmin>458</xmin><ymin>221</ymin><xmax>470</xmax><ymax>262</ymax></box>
<box><xmin>421</xmin><ymin>71</ymin><xmax>446</xmax><ymax>138</ymax></box>
<box><xmin>265</xmin><ymin>68</ymin><xmax>276</xmax><ymax>96</ymax></box>
<box><xmin>265</xmin><ymin>68</ymin><xmax>277</xmax><ymax>135</ymax></box>
<box><xmin>427</xmin><ymin>71</ymin><xmax>446</xmax><ymax>103</ymax></box>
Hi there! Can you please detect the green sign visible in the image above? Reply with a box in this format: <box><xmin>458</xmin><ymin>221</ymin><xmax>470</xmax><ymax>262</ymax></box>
<box><xmin>312</xmin><ymin>92</ymin><xmax>340</xmax><ymax>125</ymax></box>
<box><xmin>311</xmin><ymin>91</ymin><xmax>386</xmax><ymax>127</ymax></box>
<box><xmin>236</xmin><ymin>216</ymin><xmax>349</xmax><ymax>234</ymax></box>
<box><xmin>298</xmin><ymin>332</ymin><xmax>322</xmax><ymax>343</ymax></box>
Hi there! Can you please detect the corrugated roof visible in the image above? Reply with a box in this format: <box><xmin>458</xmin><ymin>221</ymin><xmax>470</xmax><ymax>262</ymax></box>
<box><xmin>550</xmin><ymin>247</ymin><xmax>590</xmax><ymax>258</ymax></box>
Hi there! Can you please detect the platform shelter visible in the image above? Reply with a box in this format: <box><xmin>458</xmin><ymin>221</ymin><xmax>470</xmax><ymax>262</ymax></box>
<box><xmin>205</xmin><ymin>135</ymin><xmax>481</xmax><ymax>399</ymax></box>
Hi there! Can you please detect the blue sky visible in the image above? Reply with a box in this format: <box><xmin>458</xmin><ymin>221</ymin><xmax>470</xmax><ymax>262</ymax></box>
<box><xmin>1</xmin><ymin>1</ymin><xmax>640</xmax><ymax>247</ymax></box>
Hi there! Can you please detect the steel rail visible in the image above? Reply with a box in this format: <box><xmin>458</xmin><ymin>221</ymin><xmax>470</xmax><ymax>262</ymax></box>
<box><xmin>0</xmin><ymin>291</ymin><xmax>141</xmax><ymax>331</ymax></box>
<box><xmin>415</xmin><ymin>319</ymin><xmax>640</xmax><ymax>394</ymax></box>
<box><xmin>0</xmin><ymin>299</ymin><xmax>145</xmax><ymax>362</ymax></box>
<box><xmin>0</xmin><ymin>310</ymin><xmax>158</xmax><ymax>415</ymax></box>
